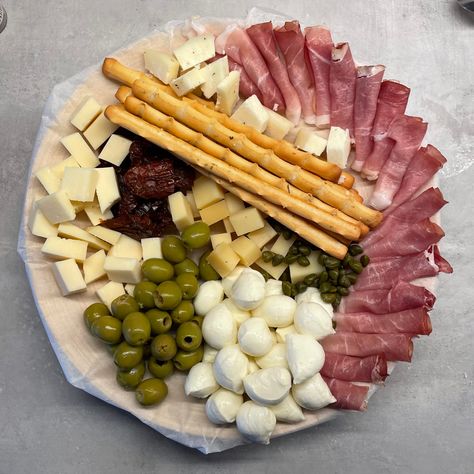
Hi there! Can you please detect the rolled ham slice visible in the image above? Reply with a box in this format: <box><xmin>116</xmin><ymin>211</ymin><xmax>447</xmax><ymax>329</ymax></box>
<box><xmin>338</xmin><ymin>281</ymin><xmax>436</xmax><ymax>314</ymax></box>
<box><xmin>321</xmin><ymin>353</ymin><xmax>388</xmax><ymax>383</ymax></box>
<box><xmin>216</xmin><ymin>26</ymin><xmax>285</xmax><ymax>112</ymax></box>
<box><xmin>321</xmin><ymin>333</ymin><xmax>414</xmax><ymax>362</ymax></box>
<box><xmin>227</xmin><ymin>58</ymin><xmax>263</xmax><ymax>102</ymax></box>
<box><xmin>274</xmin><ymin>21</ymin><xmax>317</xmax><ymax>124</ymax></box>
<box><xmin>361</xmin><ymin>80</ymin><xmax>411</xmax><ymax>180</ymax></box>
<box><xmin>247</xmin><ymin>22</ymin><xmax>302</xmax><ymax>124</ymax></box>
<box><xmin>384</xmin><ymin>144</ymin><xmax>447</xmax><ymax>214</ymax></box>
<box><xmin>322</xmin><ymin>377</ymin><xmax>370</xmax><ymax>411</ymax></box>
<box><xmin>351</xmin><ymin>65</ymin><xmax>385</xmax><ymax>171</ymax></box>
<box><xmin>305</xmin><ymin>26</ymin><xmax>333</xmax><ymax>128</ymax></box>
<box><xmin>334</xmin><ymin>308</ymin><xmax>432</xmax><ymax>335</ymax></box>
<box><xmin>329</xmin><ymin>43</ymin><xmax>357</xmax><ymax>136</ymax></box>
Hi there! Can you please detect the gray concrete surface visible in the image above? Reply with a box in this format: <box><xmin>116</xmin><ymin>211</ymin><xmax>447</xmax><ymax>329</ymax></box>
<box><xmin>1</xmin><ymin>0</ymin><xmax>473</xmax><ymax>472</ymax></box>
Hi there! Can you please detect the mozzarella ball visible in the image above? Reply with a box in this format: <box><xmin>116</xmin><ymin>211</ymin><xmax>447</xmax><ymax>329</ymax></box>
<box><xmin>213</xmin><ymin>344</ymin><xmax>249</xmax><ymax>394</ymax></box>
<box><xmin>206</xmin><ymin>388</ymin><xmax>243</xmax><ymax>424</ymax></box>
<box><xmin>295</xmin><ymin>287</ymin><xmax>333</xmax><ymax>317</ymax></box>
<box><xmin>292</xmin><ymin>373</ymin><xmax>336</xmax><ymax>410</ymax></box>
<box><xmin>202</xmin><ymin>344</ymin><xmax>218</xmax><ymax>364</ymax></box>
<box><xmin>194</xmin><ymin>280</ymin><xmax>224</xmax><ymax>316</ymax></box>
<box><xmin>286</xmin><ymin>333</ymin><xmax>325</xmax><ymax>384</ymax></box>
<box><xmin>243</xmin><ymin>367</ymin><xmax>292</xmax><ymax>406</ymax></box>
<box><xmin>184</xmin><ymin>362</ymin><xmax>219</xmax><ymax>398</ymax></box>
<box><xmin>270</xmin><ymin>394</ymin><xmax>305</xmax><ymax>423</ymax></box>
<box><xmin>255</xmin><ymin>343</ymin><xmax>288</xmax><ymax>370</ymax></box>
<box><xmin>238</xmin><ymin>317</ymin><xmax>273</xmax><ymax>357</ymax></box>
<box><xmin>202</xmin><ymin>302</ymin><xmax>237</xmax><ymax>350</ymax></box>
<box><xmin>252</xmin><ymin>295</ymin><xmax>296</xmax><ymax>328</ymax></box>
<box><xmin>294</xmin><ymin>302</ymin><xmax>335</xmax><ymax>340</ymax></box>
<box><xmin>265</xmin><ymin>279</ymin><xmax>283</xmax><ymax>296</ymax></box>
<box><xmin>247</xmin><ymin>358</ymin><xmax>260</xmax><ymax>374</ymax></box>
<box><xmin>231</xmin><ymin>268</ymin><xmax>265</xmax><ymax>310</ymax></box>
<box><xmin>222</xmin><ymin>298</ymin><xmax>251</xmax><ymax>327</ymax></box>
<box><xmin>236</xmin><ymin>401</ymin><xmax>276</xmax><ymax>444</ymax></box>
<box><xmin>275</xmin><ymin>324</ymin><xmax>297</xmax><ymax>343</ymax></box>
<box><xmin>221</xmin><ymin>265</ymin><xmax>245</xmax><ymax>298</ymax></box>
<box><xmin>270</xmin><ymin>329</ymin><xmax>277</xmax><ymax>344</ymax></box>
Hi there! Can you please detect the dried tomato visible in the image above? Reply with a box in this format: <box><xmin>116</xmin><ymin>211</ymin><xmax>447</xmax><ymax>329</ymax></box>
<box><xmin>124</xmin><ymin>159</ymin><xmax>175</xmax><ymax>199</ymax></box>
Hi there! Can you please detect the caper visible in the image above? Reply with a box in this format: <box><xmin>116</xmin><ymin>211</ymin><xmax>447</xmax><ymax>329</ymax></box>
<box><xmin>288</xmin><ymin>246</ymin><xmax>299</xmax><ymax>256</ymax></box>
<box><xmin>162</xmin><ymin>236</ymin><xmax>186</xmax><ymax>263</ymax></box>
<box><xmin>284</xmin><ymin>254</ymin><xmax>299</xmax><ymax>264</ymax></box>
<box><xmin>181</xmin><ymin>221</ymin><xmax>211</xmax><ymax>249</ymax></box>
<box><xmin>272</xmin><ymin>254</ymin><xmax>284</xmax><ymax>266</ymax></box>
<box><xmin>303</xmin><ymin>273</ymin><xmax>318</xmax><ymax>286</ymax></box>
<box><xmin>279</xmin><ymin>267</ymin><xmax>291</xmax><ymax>282</ymax></box>
<box><xmin>318</xmin><ymin>253</ymin><xmax>328</xmax><ymax>266</ymax></box>
<box><xmin>360</xmin><ymin>255</ymin><xmax>370</xmax><ymax>267</ymax></box>
<box><xmin>297</xmin><ymin>256</ymin><xmax>310</xmax><ymax>267</ymax></box>
<box><xmin>325</xmin><ymin>256</ymin><xmax>341</xmax><ymax>269</ymax></box>
<box><xmin>291</xmin><ymin>284</ymin><xmax>298</xmax><ymax>297</ymax></box>
<box><xmin>329</xmin><ymin>269</ymin><xmax>339</xmax><ymax>283</ymax></box>
<box><xmin>174</xmin><ymin>258</ymin><xmax>199</xmax><ymax>277</ymax></box>
<box><xmin>258</xmin><ymin>269</ymin><xmax>272</xmax><ymax>281</ymax></box>
<box><xmin>333</xmin><ymin>293</ymin><xmax>342</xmax><ymax>307</ymax></box>
<box><xmin>282</xmin><ymin>281</ymin><xmax>293</xmax><ymax>296</ymax></box>
<box><xmin>295</xmin><ymin>282</ymin><xmax>307</xmax><ymax>294</ymax></box>
<box><xmin>319</xmin><ymin>271</ymin><xmax>329</xmax><ymax>284</ymax></box>
<box><xmin>262</xmin><ymin>250</ymin><xmax>274</xmax><ymax>263</ymax></box>
<box><xmin>321</xmin><ymin>292</ymin><xmax>336</xmax><ymax>304</ymax></box>
<box><xmin>343</xmin><ymin>253</ymin><xmax>351</xmax><ymax>265</ymax></box>
<box><xmin>349</xmin><ymin>244</ymin><xmax>364</xmax><ymax>256</ymax></box>
<box><xmin>337</xmin><ymin>286</ymin><xmax>350</xmax><ymax>296</ymax></box>
<box><xmin>320</xmin><ymin>282</ymin><xmax>337</xmax><ymax>293</ymax></box>
<box><xmin>338</xmin><ymin>276</ymin><xmax>352</xmax><ymax>288</ymax></box>
<box><xmin>349</xmin><ymin>260</ymin><xmax>363</xmax><ymax>274</ymax></box>
<box><xmin>346</xmin><ymin>273</ymin><xmax>358</xmax><ymax>284</ymax></box>
<box><xmin>299</xmin><ymin>246</ymin><xmax>311</xmax><ymax>256</ymax></box>
<box><xmin>282</xmin><ymin>230</ymin><xmax>293</xmax><ymax>240</ymax></box>
<box><xmin>83</xmin><ymin>303</ymin><xmax>109</xmax><ymax>331</ymax></box>
<box><xmin>116</xmin><ymin>362</ymin><xmax>145</xmax><ymax>390</ymax></box>
<box><xmin>198</xmin><ymin>250</ymin><xmax>219</xmax><ymax>281</ymax></box>
<box><xmin>145</xmin><ymin>309</ymin><xmax>172</xmax><ymax>335</ymax></box>
<box><xmin>135</xmin><ymin>378</ymin><xmax>168</xmax><ymax>406</ymax></box>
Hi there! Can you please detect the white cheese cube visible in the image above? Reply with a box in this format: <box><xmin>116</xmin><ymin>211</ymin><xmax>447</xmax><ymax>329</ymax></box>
<box><xmin>70</xmin><ymin>96</ymin><xmax>102</xmax><ymax>131</ymax></box>
<box><xmin>50</xmin><ymin>156</ymin><xmax>80</xmax><ymax>178</ymax></box>
<box><xmin>57</xmin><ymin>223</ymin><xmax>110</xmax><ymax>251</ymax></box>
<box><xmin>95</xmin><ymin>167</ymin><xmax>120</xmax><ymax>213</ymax></box>
<box><xmin>96</xmin><ymin>281</ymin><xmax>125</xmax><ymax>310</ymax></box>
<box><xmin>98</xmin><ymin>134</ymin><xmax>132</xmax><ymax>167</ymax></box>
<box><xmin>83</xmin><ymin>205</ymin><xmax>113</xmax><ymax>226</ymax></box>
<box><xmin>86</xmin><ymin>226</ymin><xmax>121</xmax><ymax>245</ymax></box>
<box><xmin>326</xmin><ymin>126</ymin><xmax>351</xmax><ymax>168</ymax></box>
<box><xmin>104</xmin><ymin>256</ymin><xmax>142</xmax><ymax>284</ymax></box>
<box><xmin>170</xmin><ymin>67</ymin><xmax>208</xmax><ymax>97</ymax></box>
<box><xmin>230</xmin><ymin>236</ymin><xmax>261</xmax><ymax>266</ymax></box>
<box><xmin>144</xmin><ymin>50</ymin><xmax>179</xmax><ymax>85</ymax></box>
<box><xmin>229</xmin><ymin>207</ymin><xmax>265</xmax><ymax>236</ymax></box>
<box><xmin>173</xmin><ymin>34</ymin><xmax>216</xmax><ymax>70</ymax></box>
<box><xmin>192</xmin><ymin>176</ymin><xmax>225</xmax><ymax>209</ymax></box>
<box><xmin>52</xmin><ymin>259</ymin><xmax>87</xmax><ymax>296</ymax></box>
<box><xmin>83</xmin><ymin>250</ymin><xmax>107</xmax><ymax>284</ymax></box>
<box><xmin>200</xmin><ymin>56</ymin><xmax>229</xmax><ymax>98</ymax></box>
<box><xmin>223</xmin><ymin>217</ymin><xmax>235</xmax><ymax>234</ymax></box>
<box><xmin>61</xmin><ymin>167</ymin><xmax>98</xmax><ymax>202</ymax></box>
<box><xmin>108</xmin><ymin>234</ymin><xmax>142</xmax><ymax>260</ymax></box>
<box><xmin>247</xmin><ymin>222</ymin><xmax>277</xmax><ymax>248</ymax></box>
<box><xmin>231</xmin><ymin>95</ymin><xmax>269</xmax><ymax>132</ymax></box>
<box><xmin>83</xmin><ymin>112</ymin><xmax>119</xmax><ymax>150</ymax></box>
<box><xmin>216</xmin><ymin>70</ymin><xmax>240</xmax><ymax>116</ymax></box>
<box><xmin>28</xmin><ymin>203</ymin><xmax>58</xmax><ymax>239</ymax></box>
<box><xmin>37</xmin><ymin>190</ymin><xmax>76</xmax><ymax>224</ymax></box>
<box><xmin>210</xmin><ymin>232</ymin><xmax>232</xmax><ymax>249</ymax></box>
<box><xmin>289</xmin><ymin>251</ymin><xmax>324</xmax><ymax>283</ymax></box>
<box><xmin>60</xmin><ymin>133</ymin><xmax>99</xmax><ymax>168</ymax></box>
<box><xmin>141</xmin><ymin>237</ymin><xmax>163</xmax><ymax>260</ymax></box>
<box><xmin>168</xmin><ymin>191</ymin><xmax>194</xmax><ymax>231</ymax></box>
<box><xmin>255</xmin><ymin>257</ymin><xmax>288</xmax><ymax>280</ymax></box>
<box><xmin>35</xmin><ymin>166</ymin><xmax>61</xmax><ymax>194</ymax></box>
<box><xmin>199</xmin><ymin>200</ymin><xmax>229</xmax><ymax>226</ymax></box>
<box><xmin>271</xmin><ymin>234</ymin><xmax>296</xmax><ymax>257</ymax></box>
<box><xmin>264</xmin><ymin>109</ymin><xmax>293</xmax><ymax>140</ymax></box>
<box><xmin>41</xmin><ymin>237</ymin><xmax>88</xmax><ymax>263</ymax></box>
<box><xmin>295</xmin><ymin>128</ymin><xmax>328</xmax><ymax>157</ymax></box>
<box><xmin>124</xmin><ymin>284</ymin><xmax>136</xmax><ymax>296</ymax></box>
<box><xmin>207</xmin><ymin>243</ymin><xmax>240</xmax><ymax>277</ymax></box>
<box><xmin>224</xmin><ymin>193</ymin><xmax>245</xmax><ymax>214</ymax></box>
<box><xmin>185</xmin><ymin>191</ymin><xmax>200</xmax><ymax>218</ymax></box>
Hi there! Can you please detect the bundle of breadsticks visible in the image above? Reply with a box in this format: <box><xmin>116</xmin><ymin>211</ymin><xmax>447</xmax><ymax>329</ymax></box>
<box><xmin>102</xmin><ymin>58</ymin><xmax>382</xmax><ymax>259</ymax></box>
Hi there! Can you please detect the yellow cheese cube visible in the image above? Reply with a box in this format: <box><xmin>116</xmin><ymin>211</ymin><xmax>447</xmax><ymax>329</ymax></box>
<box><xmin>41</xmin><ymin>237</ymin><xmax>88</xmax><ymax>263</ymax></box>
<box><xmin>185</xmin><ymin>191</ymin><xmax>200</xmax><ymax>218</ymax></box>
<box><xmin>201</xmin><ymin>56</ymin><xmax>229</xmax><ymax>98</ymax></box>
<box><xmin>216</xmin><ymin>70</ymin><xmax>240</xmax><ymax>116</ymax></box>
<box><xmin>170</xmin><ymin>67</ymin><xmax>208</xmax><ymax>97</ymax></box>
<box><xmin>52</xmin><ymin>259</ymin><xmax>87</xmax><ymax>296</ymax></box>
<box><xmin>86</xmin><ymin>226</ymin><xmax>121</xmax><ymax>245</ymax></box>
<box><xmin>230</xmin><ymin>236</ymin><xmax>262</xmax><ymax>266</ymax></box>
<box><xmin>51</xmin><ymin>156</ymin><xmax>80</xmax><ymax>178</ymax></box>
<box><xmin>254</xmin><ymin>257</ymin><xmax>288</xmax><ymax>280</ymax></box>
<box><xmin>141</xmin><ymin>237</ymin><xmax>163</xmax><ymax>260</ymax></box>
<box><xmin>104</xmin><ymin>256</ymin><xmax>142</xmax><ymax>284</ymax></box>
<box><xmin>83</xmin><ymin>250</ymin><xmax>107</xmax><ymax>284</ymax></box>
<box><xmin>61</xmin><ymin>167</ymin><xmax>98</xmax><ymax>202</ymax></box>
<box><xmin>83</xmin><ymin>205</ymin><xmax>113</xmax><ymax>226</ymax></box>
<box><xmin>210</xmin><ymin>233</ymin><xmax>232</xmax><ymax>249</ymax></box>
<box><xmin>70</xmin><ymin>96</ymin><xmax>102</xmax><ymax>131</ymax></box>
<box><xmin>228</xmin><ymin>207</ymin><xmax>265</xmax><ymax>236</ymax></box>
<box><xmin>289</xmin><ymin>251</ymin><xmax>324</xmax><ymax>283</ymax></box>
<box><xmin>57</xmin><ymin>223</ymin><xmax>111</xmax><ymax>251</ymax></box>
<box><xmin>271</xmin><ymin>234</ymin><xmax>296</xmax><ymax>257</ymax></box>
<box><xmin>95</xmin><ymin>167</ymin><xmax>120</xmax><ymax>213</ymax></box>
<box><xmin>96</xmin><ymin>281</ymin><xmax>125</xmax><ymax>310</ymax></box>
<box><xmin>192</xmin><ymin>176</ymin><xmax>225</xmax><ymax>210</ymax></box>
<box><xmin>28</xmin><ymin>203</ymin><xmax>58</xmax><ymax>239</ymax></box>
<box><xmin>83</xmin><ymin>112</ymin><xmax>119</xmax><ymax>150</ymax></box>
<box><xmin>207</xmin><ymin>243</ymin><xmax>240</xmax><ymax>277</ymax></box>
<box><xmin>37</xmin><ymin>190</ymin><xmax>76</xmax><ymax>224</ymax></box>
<box><xmin>168</xmin><ymin>191</ymin><xmax>194</xmax><ymax>231</ymax></box>
<box><xmin>173</xmin><ymin>34</ymin><xmax>215</xmax><ymax>70</ymax></box>
<box><xmin>98</xmin><ymin>134</ymin><xmax>132</xmax><ymax>166</ymax></box>
<box><xmin>108</xmin><ymin>234</ymin><xmax>142</xmax><ymax>260</ymax></box>
<box><xmin>223</xmin><ymin>217</ymin><xmax>235</xmax><ymax>234</ymax></box>
<box><xmin>35</xmin><ymin>166</ymin><xmax>61</xmax><ymax>194</ymax></box>
<box><xmin>144</xmin><ymin>50</ymin><xmax>179</xmax><ymax>85</ymax></box>
<box><xmin>60</xmin><ymin>133</ymin><xmax>99</xmax><ymax>168</ymax></box>
<box><xmin>247</xmin><ymin>222</ymin><xmax>277</xmax><ymax>248</ymax></box>
<box><xmin>199</xmin><ymin>200</ymin><xmax>230</xmax><ymax>226</ymax></box>
<box><xmin>224</xmin><ymin>193</ymin><xmax>245</xmax><ymax>214</ymax></box>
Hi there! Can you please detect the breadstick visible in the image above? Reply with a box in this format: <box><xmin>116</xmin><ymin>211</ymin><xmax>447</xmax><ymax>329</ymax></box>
<box><xmin>115</xmin><ymin>85</ymin><xmax>132</xmax><ymax>103</ymax></box>
<box><xmin>124</xmin><ymin>95</ymin><xmax>363</xmax><ymax>240</ymax></box>
<box><xmin>105</xmin><ymin>104</ymin><xmax>361</xmax><ymax>241</ymax></box>
<box><xmin>338</xmin><ymin>171</ymin><xmax>355</xmax><ymax>189</ymax></box>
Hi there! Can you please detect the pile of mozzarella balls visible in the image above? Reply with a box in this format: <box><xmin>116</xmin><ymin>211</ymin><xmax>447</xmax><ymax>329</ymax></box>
<box><xmin>184</xmin><ymin>267</ymin><xmax>337</xmax><ymax>444</ymax></box>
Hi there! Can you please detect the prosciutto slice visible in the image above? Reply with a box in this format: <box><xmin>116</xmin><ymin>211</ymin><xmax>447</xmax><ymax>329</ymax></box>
<box><xmin>321</xmin><ymin>353</ymin><xmax>388</xmax><ymax>383</ymax></box>
<box><xmin>334</xmin><ymin>308</ymin><xmax>432</xmax><ymax>335</ymax></box>
<box><xmin>322</xmin><ymin>377</ymin><xmax>370</xmax><ymax>411</ymax></box>
<box><xmin>329</xmin><ymin>43</ymin><xmax>357</xmax><ymax>136</ymax></box>
<box><xmin>274</xmin><ymin>21</ymin><xmax>317</xmax><ymax>124</ymax></box>
<box><xmin>305</xmin><ymin>26</ymin><xmax>333</xmax><ymax>128</ymax></box>
<box><xmin>361</xmin><ymin>80</ymin><xmax>411</xmax><ymax>180</ymax></box>
<box><xmin>434</xmin><ymin>245</ymin><xmax>453</xmax><ymax>273</ymax></box>
<box><xmin>338</xmin><ymin>281</ymin><xmax>436</xmax><ymax>314</ymax></box>
<box><xmin>227</xmin><ymin>58</ymin><xmax>263</xmax><ymax>102</ymax></box>
<box><xmin>369</xmin><ymin>115</ymin><xmax>428</xmax><ymax>210</ymax></box>
<box><xmin>321</xmin><ymin>333</ymin><xmax>414</xmax><ymax>362</ymax></box>
<box><xmin>216</xmin><ymin>26</ymin><xmax>285</xmax><ymax>112</ymax></box>
<box><xmin>351</xmin><ymin>65</ymin><xmax>385</xmax><ymax>171</ymax></box>
<box><xmin>384</xmin><ymin>144</ymin><xmax>447</xmax><ymax>214</ymax></box>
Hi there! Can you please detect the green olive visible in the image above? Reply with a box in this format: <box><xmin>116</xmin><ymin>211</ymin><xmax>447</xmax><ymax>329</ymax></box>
<box><xmin>360</xmin><ymin>255</ymin><xmax>370</xmax><ymax>267</ymax></box>
<box><xmin>171</xmin><ymin>300</ymin><xmax>195</xmax><ymax>324</ymax></box>
<box><xmin>122</xmin><ymin>311</ymin><xmax>151</xmax><ymax>346</ymax></box>
<box><xmin>198</xmin><ymin>250</ymin><xmax>219</xmax><ymax>281</ymax></box>
<box><xmin>91</xmin><ymin>316</ymin><xmax>122</xmax><ymax>344</ymax></box>
<box><xmin>181</xmin><ymin>221</ymin><xmax>211</xmax><ymax>249</ymax></box>
<box><xmin>282</xmin><ymin>281</ymin><xmax>293</xmax><ymax>296</ymax></box>
<box><xmin>321</xmin><ymin>292</ymin><xmax>337</xmax><ymax>304</ymax></box>
<box><xmin>135</xmin><ymin>378</ymin><xmax>168</xmax><ymax>406</ymax></box>
<box><xmin>190</xmin><ymin>315</ymin><xmax>204</xmax><ymax>328</ymax></box>
<box><xmin>148</xmin><ymin>358</ymin><xmax>174</xmax><ymax>379</ymax></box>
<box><xmin>176</xmin><ymin>321</ymin><xmax>202</xmax><ymax>351</ymax></box>
<box><xmin>111</xmin><ymin>294</ymin><xmax>140</xmax><ymax>321</ymax></box>
<box><xmin>145</xmin><ymin>309</ymin><xmax>172</xmax><ymax>335</ymax></box>
<box><xmin>173</xmin><ymin>346</ymin><xmax>204</xmax><ymax>371</ymax></box>
<box><xmin>262</xmin><ymin>250</ymin><xmax>274</xmax><ymax>263</ymax></box>
<box><xmin>116</xmin><ymin>361</ymin><xmax>145</xmax><ymax>390</ymax></box>
<box><xmin>133</xmin><ymin>281</ymin><xmax>158</xmax><ymax>309</ymax></box>
<box><xmin>174</xmin><ymin>258</ymin><xmax>199</xmax><ymax>277</ymax></box>
<box><xmin>84</xmin><ymin>303</ymin><xmax>109</xmax><ymax>330</ymax></box>
<box><xmin>141</xmin><ymin>258</ymin><xmax>174</xmax><ymax>283</ymax></box>
<box><xmin>153</xmin><ymin>280</ymin><xmax>182</xmax><ymax>310</ymax></box>
<box><xmin>162</xmin><ymin>236</ymin><xmax>186</xmax><ymax>263</ymax></box>
<box><xmin>349</xmin><ymin>244</ymin><xmax>364</xmax><ymax>256</ymax></box>
<box><xmin>175</xmin><ymin>273</ymin><xmax>199</xmax><ymax>300</ymax></box>
<box><xmin>113</xmin><ymin>341</ymin><xmax>144</xmax><ymax>369</ymax></box>
<box><xmin>151</xmin><ymin>334</ymin><xmax>177</xmax><ymax>361</ymax></box>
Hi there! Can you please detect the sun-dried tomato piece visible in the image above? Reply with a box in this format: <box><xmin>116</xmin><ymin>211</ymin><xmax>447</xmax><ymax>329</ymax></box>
<box><xmin>172</xmin><ymin>160</ymin><xmax>195</xmax><ymax>193</ymax></box>
<box><xmin>101</xmin><ymin>213</ymin><xmax>176</xmax><ymax>240</ymax></box>
<box><xmin>124</xmin><ymin>159</ymin><xmax>175</xmax><ymax>199</ymax></box>
<box><xmin>129</xmin><ymin>140</ymin><xmax>163</xmax><ymax>166</ymax></box>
